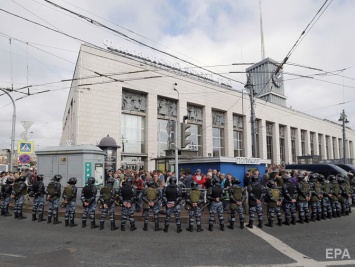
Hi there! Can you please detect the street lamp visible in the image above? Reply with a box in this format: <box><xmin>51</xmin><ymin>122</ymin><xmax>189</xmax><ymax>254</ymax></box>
<box><xmin>173</xmin><ymin>83</ymin><xmax>179</xmax><ymax>178</ymax></box>
<box><xmin>0</xmin><ymin>88</ymin><xmax>16</xmax><ymax>172</ymax></box>
<box><xmin>338</xmin><ymin>109</ymin><xmax>349</xmax><ymax>164</ymax></box>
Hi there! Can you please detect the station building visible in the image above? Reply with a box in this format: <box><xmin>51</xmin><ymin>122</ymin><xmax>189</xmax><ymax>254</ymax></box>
<box><xmin>59</xmin><ymin>44</ymin><xmax>355</xmax><ymax>174</ymax></box>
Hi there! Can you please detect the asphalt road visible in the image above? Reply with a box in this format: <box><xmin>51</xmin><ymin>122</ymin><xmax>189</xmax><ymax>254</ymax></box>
<box><xmin>0</xmin><ymin>209</ymin><xmax>354</xmax><ymax>267</ymax></box>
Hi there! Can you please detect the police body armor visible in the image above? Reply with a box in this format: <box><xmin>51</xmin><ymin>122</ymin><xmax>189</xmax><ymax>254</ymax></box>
<box><xmin>249</xmin><ymin>184</ymin><xmax>263</xmax><ymax>206</ymax></box>
<box><xmin>2</xmin><ymin>184</ymin><xmax>12</xmax><ymax>198</ymax></box>
<box><xmin>211</xmin><ymin>185</ymin><xmax>223</xmax><ymax>199</ymax></box>
<box><xmin>143</xmin><ymin>187</ymin><xmax>157</xmax><ymax>209</ymax></box>
<box><xmin>323</xmin><ymin>183</ymin><xmax>331</xmax><ymax>196</ymax></box>
<box><xmin>338</xmin><ymin>184</ymin><xmax>348</xmax><ymax>203</ymax></box>
<box><xmin>101</xmin><ymin>187</ymin><xmax>112</xmax><ymax>203</ymax></box>
<box><xmin>298</xmin><ymin>183</ymin><xmax>309</xmax><ymax>201</ymax></box>
<box><xmin>185</xmin><ymin>189</ymin><xmax>201</xmax><ymax>210</ymax></box>
<box><xmin>65</xmin><ymin>185</ymin><xmax>73</xmax><ymax>199</ymax></box>
<box><xmin>47</xmin><ymin>182</ymin><xmax>58</xmax><ymax>200</ymax></box>
<box><xmin>121</xmin><ymin>185</ymin><xmax>134</xmax><ymax>202</ymax></box>
<box><xmin>285</xmin><ymin>182</ymin><xmax>296</xmax><ymax>201</ymax></box>
<box><xmin>82</xmin><ymin>185</ymin><xmax>95</xmax><ymax>205</ymax></box>
<box><xmin>165</xmin><ymin>186</ymin><xmax>178</xmax><ymax>202</ymax></box>
<box><xmin>311</xmin><ymin>182</ymin><xmax>321</xmax><ymax>202</ymax></box>
<box><xmin>230</xmin><ymin>186</ymin><xmax>243</xmax><ymax>210</ymax></box>
<box><xmin>332</xmin><ymin>183</ymin><xmax>340</xmax><ymax>201</ymax></box>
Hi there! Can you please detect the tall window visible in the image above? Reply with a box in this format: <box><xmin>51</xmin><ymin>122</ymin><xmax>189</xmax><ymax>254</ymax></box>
<box><xmin>318</xmin><ymin>134</ymin><xmax>323</xmax><ymax>158</ymax></box>
<box><xmin>121</xmin><ymin>114</ymin><xmax>145</xmax><ymax>153</ymax></box>
<box><xmin>310</xmin><ymin>132</ymin><xmax>315</xmax><ymax>155</ymax></box>
<box><xmin>332</xmin><ymin>137</ymin><xmax>336</xmax><ymax>158</ymax></box>
<box><xmin>291</xmin><ymin>128</ymin><xmax>296</xmax><ymax>163</ymax></box>
<box><xmin>212</xmin><ymin>110</ymin><xmax>225</xmax><ymax>157</ymax></box>
<box><xmin>279</xmin><ymin>125</ymin><xmax>285</xmax><ymax>163</ymax></box>
<box><xmin>187</xmin><ymin>105</ymin><xmax>203</xmax><ymax>156</ymax></box>
<box><xmin>233</xmin><ymin>115</ymin><xmax>244</xmax><ymax>157</ymax></box>
<box><xmin>301</xmin><ymin>130</ymin><xmax>306</xmax><ymax>155</ymax></box>
<box><xmin>266</xmin><ymin>122</ymin><xmax>273</xmax><ymax>160</ymax></box>
<box><xmin>326</xmin><ymin>136</ymin><xmax>330</xmax><ymax>159</ymax></box>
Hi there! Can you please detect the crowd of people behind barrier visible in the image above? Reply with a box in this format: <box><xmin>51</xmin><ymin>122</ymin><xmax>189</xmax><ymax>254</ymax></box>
<box><xmin>1</xmin><ymin>164</ymin><xmax>355</xmax><ymax>233</ymax></box>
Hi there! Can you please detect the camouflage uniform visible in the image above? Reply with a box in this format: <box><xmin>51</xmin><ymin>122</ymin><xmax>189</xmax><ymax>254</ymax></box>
<box><xmin>264</xmin><ymin>181</ymin><xmax>283</xmax><ymax>227</ymax></box>
<box><xmin>81</xmin><ymin>182</ymin><xmax>98</xmax><ymax>228</ymax></box>
<box><xmin>30</xmin><ymin>179</ymin><xmax>46</xmax><ymax>222</ymax></box>
<box><xmin>228</xmin><ymin>180</ymin><xmax>246</xmax><ymax>229</ymax></box>
<box><xmin>118</xmin><ymin>182</ymin><xmax>137</xmax><ymax>231</ymax></box>
<box><xmin>62</xmin><ymin>182</ymin><xmax>78</xmax><ymax>227</ymax></box>
<box><xmin>99</xmin><ymin>182</ymin><xmax>119</xmax><ymax>231</ymax></box>
<box><xmin>281</xmin><ymin>177</ymin><xmax>297</xmax><ymax>225</ymax></box>
<box><xmin>309</xmin><ymin>175</ymin><xmax>323</xmax><ymax>221</ymax></box>
<box><xmin>246</xmin><ymin>176</ymin><xmax>264</xmax><ymax>229</ymax></box>
<box><xmin>185</xmin><ymin>184</ymin><xmax>205</xmax><ymax>232</ymax></box>
<box><xmin>142</xmin><ymin>181</ymin><xmax>162</xmax><ymax>231</ymax></box>
<box><xmin>162</xmin><ymin>181</ymin><xmax>182</xmax><ymax>233</ymax></box>
<box><xmin>1</xmin><ymin>180</ymin><xmax>13</xmax><ymax>216</ymax></box>
<box><xmin>330</xmin><ymin>178</ymin><xmax>342</xmax><ymax>218</ymax></box>
<box><xmin>46</xmin><ymin>180</ymin><xmax>62</xmax><ymax>224</ymax></box>
<box><xmin>12</xmin><ymin>178</ymin><xmax>27</xmax><ymax>219</ymax></box>
<box><xmin>207</xmin><ymin>179</ymin><xmax>225</xmax><ymax>231</ymax></box>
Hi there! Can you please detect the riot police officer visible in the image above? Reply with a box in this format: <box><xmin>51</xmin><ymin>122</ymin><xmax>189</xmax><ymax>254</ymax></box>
<box><xmin>118</xmin><ymin>177</ymin><xmax>137</xmax><ymax>231</ymax></box>
<box><xmin>246</xmin><ymin>175</ymin><xmax>264</xmax><ymax>229</ymax></box>
<box><xmin>338</xmin><ymin>175</ymin><xmax>350</xmax><ymax>216</ymax></box>
<box><xmin>12</xmin><ymin>176</ymin><xmax>27</xmax><ymax>219</ymax></box>
<box><xmin>264</xmin><ymin>180</ymin><xmax>283</xmax><ymax>227</ymax></box>
<box><xmin>350</xmin><ymin>174</ymin><xmax>355</xmax><ymax>207</ymax></box>
<box><xmin>228</xmin><ymin>177</ymin><xmax>246</xmax><ymax>230</ymax></box>
<box><xmin>1</xmin><ymin>177</ymin><xmax>14</xmax><ymax>216</ymax></box>
<box><xmin>29</xmin><ymin>174</ymin><xmax>46</xmax><ymax>222</ymax></box>
<box><xmin>162</xmin><ymin>176</ymin><xmax>182</xmax><ymax>233</ymax></box>
<box><xmin>98</xmin><ymin>177</ymin><xmax>119</xmax><ymax>231</ymax></box>
<box><xmin>185</xmin><ymin>180</ymin><xmax>205</xmax><ymax>232</ymax></box>
<box><xmin>142</xmin><ymin>179</ymin><xmax>162</xmax><ymax>231</ymax></box>
<box><xmin>63</xmin><ymin>177</ymin><xmax>78</xmax><ymax>227</ymax></box>
<box><xmin>281</xmin><ymin>174</ymin><xmax>297</xmax><ymax>225</ymax></box>
<box><xmin>329</xmin><ymin>175</ymin><xmax>341</xmax><ymax>218</ymax></box>
<box><xmin>46</xmin><ymin>174</ymin><xmax>62</xmax><ymax>224</ymax></box>
<box><xmin>321</xmin><ymin>175</ymin><xmax>333</xmax><ymax>219</ymax></box>
<box><xmin>309</xmin><ymin>173</ymin><xmax>323</xmax><ymax>221</ymax></box>
<box><xmin>207</xmin><ymin>178</ymin><xmax>225</xmax><ymax>231</ymax></box>
<box><xmin>296</xmin><ymin>174</ymin><xmax>311</xmax><ymax>224</ymax></box>
<box><xmin>81</xmin><ymin>177</ymin><xmax>99</xmax><ymax>229</ymax></box>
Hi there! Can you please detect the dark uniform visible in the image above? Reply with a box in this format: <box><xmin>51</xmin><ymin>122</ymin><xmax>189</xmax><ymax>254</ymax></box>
<box><xmin>319</xmin><ymin>175</ymin><xmax>332</xmax><ymax>219</ymax></box>
<box><xmin>99</xmin><ymin>177</ymin><xmax>119</xmax><ymax>231</ymax></box>
<box><xmin>338</xmin><ymin>176</ymin><xmax>350</xmax><ymax>216</ymax></box>
<box><xmin>142</xmin><ymin>180</ymin><xmax>162</xmax><ymax>231</ymax></box>
<box><xmin>62</xmin><ymin>177</ymin><xmax>78</xmax><ymax>227</ymax></box>
<box><xmin>281</xmin><ymin>175</ymin><xmax>297</xmax><ymax>225</ymax></box>
<box><xmin>185</xmin><ymin>181</ymin><xmax>205</xmax><ymax>232</ymax></box>
<box><xmin>118</xmin><ymin>177</ymin><xmax>137</xmax><ymax>231</ymax></box>
<box><xmin>12</xmin><ymin>176</ymin><xmax>27</xmax><ymax>219</ymax></box>
<box><xmin>46</xmin><ymin>174</ymin><xmax>62</xmax><ymax>224</ymax></box>
<box><xmin>296</xmin><ymin>175</ymin><xmax>311</xmax><ymax>224</ymax></box>
<box><xmin>246</xmin><ymin>175</ymin><xmax>264</xmax><ymax>229</ymax></box>
<box><xmin>1</xmin><ymin>177</ymin><xmax>13</xmax><ymax>216</ymax></box>
<box><xmin>329</xmin><ymin>175</ymin><xmax>341</xmax><ymax>218</ymax></box>
<box><xmin>228</xmin><ymin>177</ymin><xmax>246</xmax><ymax>229</ymax></box>
<box><xmin>309</xmin><ymin>173</ymin><xmax>323</xmax><ymax>221</ymax></box>
<box><xmin>207</xmin><ymin>178</ymin><xmax>225</xmax><ymax>231</ymax></box>
<box><xmin>264</xmin><ymin>180</ymin><xmax>283</xmax><ymax>227</ymax></box>
<box><xmin>162</xmin><ymin>177</ymin><xmax>182</xmax><ymax>233</ymax></box>
<box><xmin>81</xmin><ymin>177</ymin><xmax>98</xmax><ymax>229</ymax></box>
<box><xmin>29</xmin><ymin>174</ymin><xmax>46</xmax><ymax>222</ymax></box>
<box><xmin>350</xmin><ymin>175</ymin><xmax>355</xmax><ymax>207</ymax></box>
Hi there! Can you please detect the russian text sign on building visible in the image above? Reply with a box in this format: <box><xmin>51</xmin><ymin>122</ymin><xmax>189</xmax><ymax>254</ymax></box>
<box><xmin>85</xmin><ymin>162</ymin><xmax>92</xmax><ymax>184</ymax></box>
<box><xmin>17</xmin><ymin>141</ymin><xmax>34</xmax><ymax>154</ymax></box>
<box><xmin>235</xmin><ymin>157</ymin><xmax>260</xmax><ymax>165</ymax></box>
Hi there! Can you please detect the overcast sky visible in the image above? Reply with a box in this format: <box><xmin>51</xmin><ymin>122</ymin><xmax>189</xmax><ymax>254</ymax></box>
<box><xmin>0</xmin><ymin>0</ymin><xmax>354</xmax><ymax>151</ymax></box>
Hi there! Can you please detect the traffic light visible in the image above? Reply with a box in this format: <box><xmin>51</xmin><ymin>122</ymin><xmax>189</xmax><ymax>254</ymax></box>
<box><xmin>181</xmin><ymin>122</ymin><xmax>191</xmax><ymax>148</ymax></box>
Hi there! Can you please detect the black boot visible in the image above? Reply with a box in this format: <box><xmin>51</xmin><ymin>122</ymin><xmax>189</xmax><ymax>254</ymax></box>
<box><xmin>91</xmin><ymin>221</ymin><xmax>99</xmax><ymax>229</ymax></box>
<box><xmin>291</xmin><ymin>217</ymin><xmax>296</xmax><ymax>225</ymax></box>
<box><xmin>336</xmin><ymin>211</ymin><xmax>341</xmax><ymax>218</ymax></box>
<box><xmin>82</xmin><ymin>220</ymin><xmax>87</xmax><ymax>228</ymax></box>
<box><xmin>4</xmin><ymin>207</ymin><xmax>11</xmax><ymax>217</ymax></box>
<box><xmin>155</xmin><ymin>221</ymin><xmax>162</xmax><ymax>231</ymax></box>
<box><xmin>32</xmin><ymin>214</ymin><xmax>37</xmax><ymax>221</ymax></box>
<box><xmin>14</xmin><ymin>212</ymin><xmax>19</xmax><ymax>219</ymax></box>
<box><xmin>311</xmin><ymin>215</ymin><xmax>316</xmax><ymax>222</ymax></box>
<box><xmin>240</xmin><ymin>221</ymin><xmax>244</xmax><ymax>229</ymax></box>
<box><xmin>283</xmin><ymin>219</ymin><xmax>290</xmax><ymax>225</ymax></box>
<box><xmin>47</xmin><ymin>216</ymin><xmax>52</xmax><ymax>224</ymax></box>
<box><xmin>177</xmin><ymin>225</ymin><xmax>182</xmax><ymax>233</ymax></box>
<box><xmin>316</xmin><ymin>214</ymin><xmax>321</xmax><ymax>221</ymax></box>
<box><xmin>38</xmin><ymin>213</ymin><xmax>46</xmax><ymax>222</ymax></box>
<box><xmin>111</xmin><ymin>222</ymin><xmax>119</xmax><ymax>231</ymax></box>
<box><xmin>258</xmin><ymin>220</ymin><xmax>263</xmax><ymax>229</ymax></box>
<box><xmin>143</xmin><ymin>222</ymin><xmax>148</xmax><ymax>231</ymax></box>
<box><xmin>18</xmin><ymin>211</ymin><xmax>26</xmax><ymax>220</ymax></box>
<box><xmin>1</xmin><ymin>209</ymin><xmax>4</xmax><ymax>216</ymax></box>
<box><xmin>345</xmin><ymin>211</ymin><xmax>349</xmax><ymax>216</ymax></box>
<box><xmin>208</xmin><ymin>224</ymin><xmax>213</xmax><ymax>231</ymax></box>
<box><xmin>100</xmin><ymin>221</ymin><xmax>104</xmax><ymax>230</ymax></box>
<box><xmin>70</xmin><ymin>219</ymin><xmax>78</xmax><ymax>227</ymax></box>
<box><xmin>327</xmin><ymin>212</ymin><xmax>332</xmax><ymax>219</ymax></box>
<box><xmin>246</xmin><ymin>220</ymin><xmax>253</xmax><ymax>229</ymax></box>
<box><xmin>121</xmin><ymin>223</ymin><xmax>125</xmax><ymax>231</ymax></box>
<box><xmin>220</xmin><ymin>224</ymin><xmax>225</xmax><ymax>231</ymax></box>
<box><xmin>321</xmin><ymin>214</ymin><xmax>326</xmax><ymax>220</ymax></box>
<box><xmin>163</xmin><ymin>224</ymin><xmax>169</xmax><ymax>233</ymax></box>
<box><xmin>53</xmin><ymin>216</ymin><xmax>62</xmax><ymax>224</ymax></box>
<box><xmin>227</xmin><ymin>221</ymin><xmax>234</xmax><ymax>230</ymax></box>
<box><xmin>65</xmin><ymin>220</ymin><xmax>69</xmax><ymax>227</ymax></box>
<box><xmin>277</xmin><ymin>219</ymin><xmax>282</xmax><ymax>226</ymax></box>
<box><xmin>186</xmin><ymin>224</ymin><xmax>193</xmax><ymax>232</ymax></box>
<box><xmin>297</xmin><ymin>218</ymin><xmax>304</xmax><ymax>224</ymax></box>
<box><xmin>197</xmin><ymin>225</ymin><xmax>204</xmax><ymax>232</ymax></box>
<box><xmin>130</xmin><ymin>223</ymin><xmax>137</xmax><ymax>231</ymax></box>
<box><xmin>265</xmin><ymin>220</ymin><xmax>273</xmax><ymax>227</ymax></box>
<box><xmin>349</xmin><ymin>207</ymin><xmax>352</xmax><ymax>213</ymax></box>
<box><xmin>304</xmin><ymin>217</ymin><xmax>310</xmax><ymax>223</ymax></box>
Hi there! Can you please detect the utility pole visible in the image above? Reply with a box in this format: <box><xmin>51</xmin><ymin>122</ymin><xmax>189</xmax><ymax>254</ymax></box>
<box><xmin>338</xmin><ymin>109</ymin><xmax>349</xmax><ymax>164</ymax></box>
<box><xmin>0</xmin><ymin>88</ymin><xmax>16</xmax><ymax>172</ymax></box>
<box><xmin>173</xmin><ymin>83</ymin><xmax>179</xmax><ymax>178</ymax></box>
<box><xmin>245</xmin><ymin>75</ymin><xmax>257</xmax><ymax>158</ymax></box>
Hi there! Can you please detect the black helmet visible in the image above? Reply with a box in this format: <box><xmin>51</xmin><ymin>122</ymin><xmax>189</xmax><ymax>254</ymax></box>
<box><xmin>212</xmin><ymin>178</ymin><xmax>220</xmax><ymax>186</ymax></box>
<box><xmin>318</xmin><ymin>174</ymin><xmax>325</xmax><ymax>182</ymax></box>
<box><xmin>297</xmin><ymin>173</ymin><xmax>304</xmax><ymax>180</ymax></box>
<box><xmin>337</xmin><ymin>176</ymin><xmax>346</xmax><ymax>184</ymax></box>
<box><xmin>87</xmin><ymin>177</ymin><xmax>95</xmax><ymax>185</ymax></box>
<box><xmin>6</xmin><ymin>177</ymin><xmax>14</xmax><ymax>184</ymax></box>
<box><xmin>328</xmin><ymin>175</ymin><xmax>336</xmax><ymax>183</ymax></box>
<box><xmin>146</xmin><ymin>179</ymin><xmax>154</xmax><ymax>187</ymax></box>
<box><xmin>266</xmin><ymin>180</ymin><xmax>275</xmax><ymax>188</ymax></box>
<box><xmin>309</xmin><ymin>173</ymin><xmax>318</xmax><ymax>182</ymax></box>
<box><xmin>169</xmin><ymin>177</ymin><xmax>177</xmax><ymax>185</ymax></box>
<box><xmin>231</xmin><ymin>177</ymin><xmax>241</xmax><ymax>185</ymax></box>
<box><xmin>251</xmin><ymin>175</ymin><xmax>259</xmax><ymax>183</ymax></box>
<box><xmin>281</xmin><ymin>174</ymin><xmax>291</xmax><ymax>182</ymax></box>
<box><xmin>18</xmin><ymin>176</ymin><xmax>26</xmax><ymax>182</ymax></box>
<box><xmin>190</xmin><ymin>180</ymin><xmax>198</xmax><ymax>189</ymax></box>
<box><xmin>106</xmin><ymin>177</ymin><xmax>115</xmax><ymax>186</ymax></box>
<box><xmin>68</xmin><ymin>177</ymin><xmax>77</xmax><ymax>185</ymax></box>
<box><xmin>126</xmin><ymin>177</ymin><xmax>133</xmax><ymax>186</ymax></box>
<box><xmin>53</xmin><ymin>174</ymin><xmax>62</xmax><ymax>181</ymax></box>
<box><xmin>36</xmin><ymin>174</ymin><xmax>44</xmax><ymax>182</ymax></box>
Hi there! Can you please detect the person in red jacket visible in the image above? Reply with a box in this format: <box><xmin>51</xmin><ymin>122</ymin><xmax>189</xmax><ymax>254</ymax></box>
<box><xmin>192</xmin><ymin>169</ymin><xmax>206</xmax><ymax>189</ymax></box>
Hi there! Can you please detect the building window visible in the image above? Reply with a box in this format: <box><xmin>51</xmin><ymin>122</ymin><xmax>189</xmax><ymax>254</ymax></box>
<box><xmin>212</xmin><ymin>110</ymin><xmax>225</xmax><ymax>157</ymax></box>
<box><xmin>326</xmin><ymin>136</ymin><xmax>330</xmax><ymax>159</ymax></box>
<box><xmin>301</xmin><ymin>130</ymin><xmax>306</xmax><ymax>156</ymax></box>
<box><xmin>233</xmin><ymin>115</ymin><xmax>244</xmax><ymax>157</ymax></box>
<box><xmin>279</xmin><ymin>125</ymin><xmax>286</xmax><ymax>163</ymax></box>
<box><xmin>121</xmin><ymin>114</ymin><xmax>145</xmax><ymax>154</ymax></box>
<box><xmin>266</xmin><ymin>122</ymin><xmax>273</xmax><ymax>160</ymax></box>
<box><xmin>186</xmin><ymin>124</ymin><xmax>203</xmax><ymax>156</ymax></box>
<box><xmin>291</xmin><ymin>128</ymin><xmax>297</xmax><ymax>163</ymax></box>
<box><xmin>318</xmin><ymin>134</ymin><xmax>323</xmax><ymax>158</ymax></box>
<box><xmin>332</xmin><ymin>137</ymin><xmax>336</xmax><ymax>158</ymax></box>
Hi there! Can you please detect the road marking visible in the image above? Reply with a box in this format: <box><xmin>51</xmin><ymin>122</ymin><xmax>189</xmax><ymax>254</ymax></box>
<box><xmin>0</xmin><ymin>253</ymin><xmax>26</xmax><ymax>258</ymax></box>
<box><xmin>246</xmin><ymin>227</ymin><xmax>355</xmax><ymax>267</ymax></box>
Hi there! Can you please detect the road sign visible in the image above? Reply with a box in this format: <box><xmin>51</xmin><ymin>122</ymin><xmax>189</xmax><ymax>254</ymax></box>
<box><xmin>19</xmin><ymin>154</ymin><xmax>31</xmax><ymax>164</ymax></box>
<box><xmin>17</xmin><ymin>141</ymin><xmax>34</xmax><ymax>154</ymax></box>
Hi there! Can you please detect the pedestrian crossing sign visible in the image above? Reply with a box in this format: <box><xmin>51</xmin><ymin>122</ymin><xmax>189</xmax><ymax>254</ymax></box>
<box><xmin>18</xmin><ymin>141</ymin><xmax>34</xmax><ymax>154</ymax></box>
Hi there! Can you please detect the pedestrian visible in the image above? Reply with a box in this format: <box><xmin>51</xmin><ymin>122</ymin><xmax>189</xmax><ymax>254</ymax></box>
<box><xmin>46</xmin><ymin>174</ymin><xmax>62</xmax><ymax>224</ymax></box>
<box><xmin>81</xmin><ymin>177</ymin><xmax>99</xmax><ymax>229</ymax></box>
<box><xmin>98</xmin><ymin>177</ymin><xmax>119</xmax><ymax>231</ymax></box>
<box><xmin>162</xmin><ymin>176</ymin><xmax>182</xmax><ymax>233</ymax></box>
<box><xmin>185</xmin><ymin>180</ymin><xmax>204</xmax><ymax>232</ymax></box>
<box><xmin>183</xmin><ymin>170</ymin><xmax>193</xmax><ymax>188</ymax></box>
<box><xmin>12</xmin><ymin>175</ymin><xmax>27</xmax><ymax>219</ymax></box>
<box><xmin>118</xmin><ymin>177</ymin><xmax>137</xmax><ymax>231</ymax></box>
<box><xmin>62</xmin><ymin>177</ymin><xmax>78</xmax><ymax>227</ymax></box>
<box><xmin>192</xmin><ymin>169</ymin><xmax>206</xmax><ymax>189</ymax></box>
<box><xmin>29</xmin><ymin>174</ymin><xmax>46</xmax><ymax>222</ymax></box>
